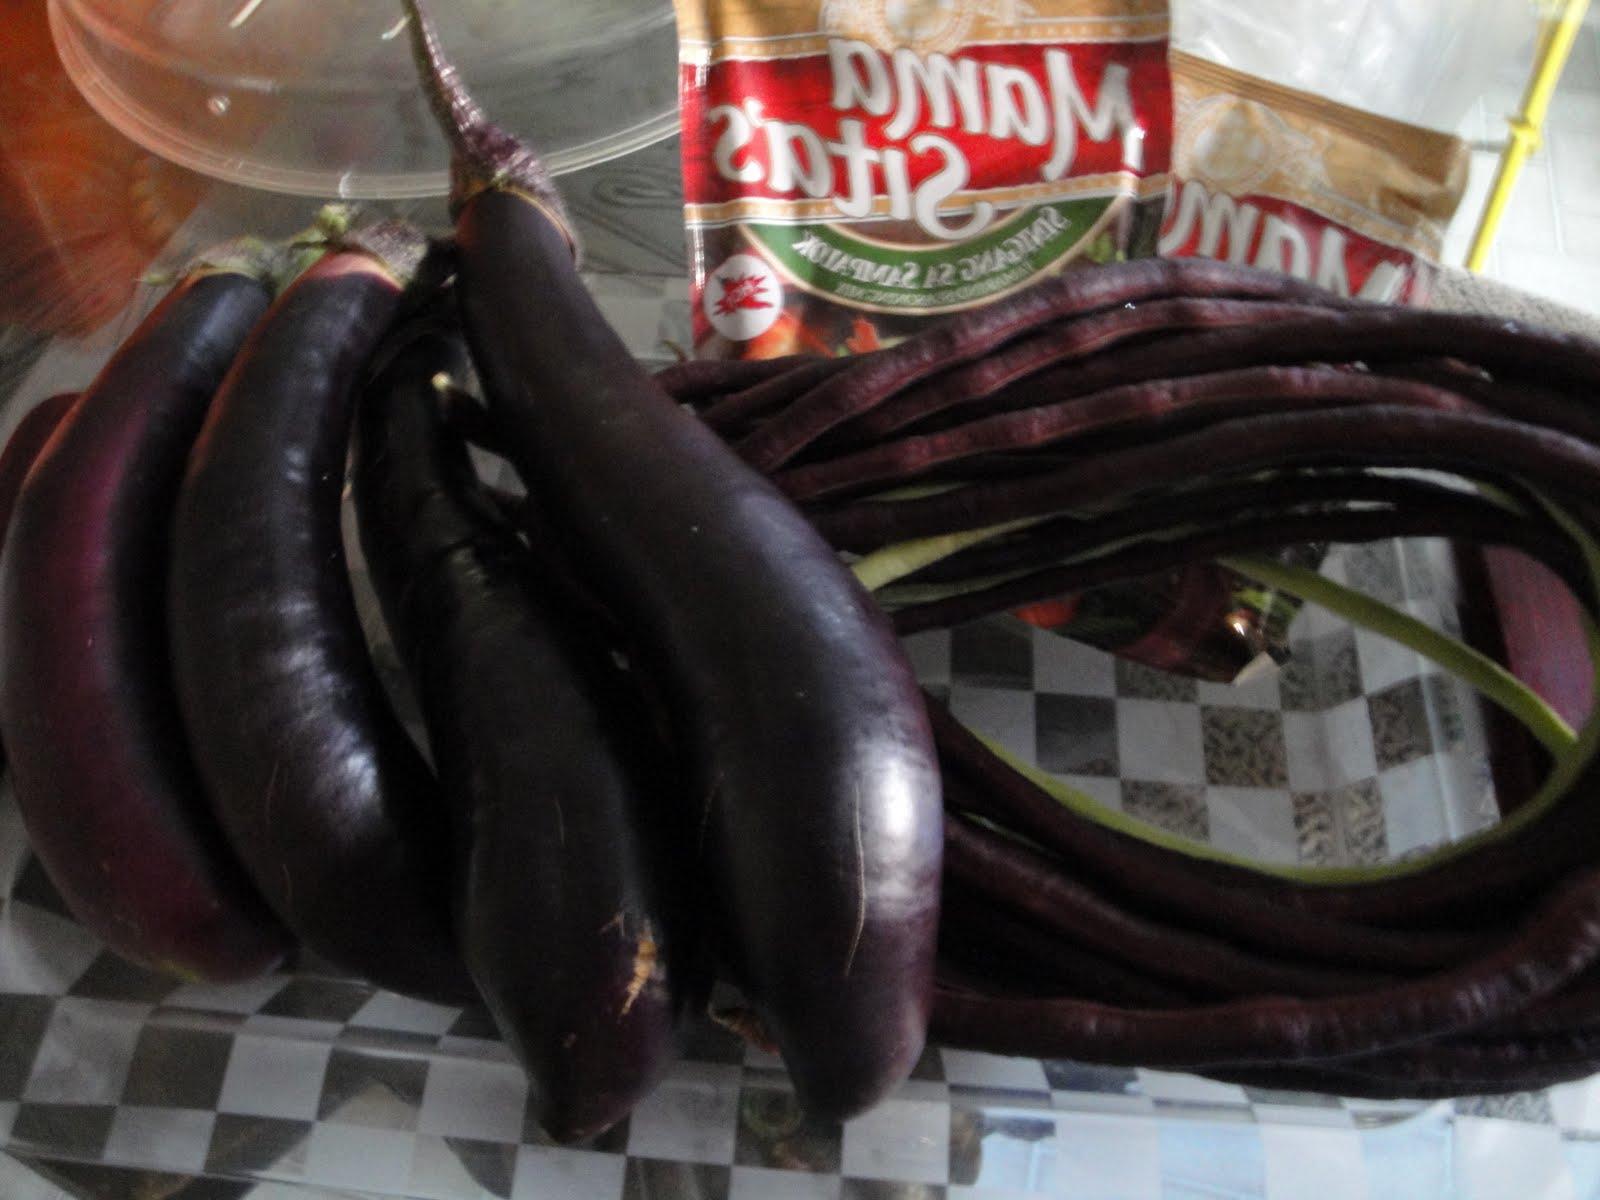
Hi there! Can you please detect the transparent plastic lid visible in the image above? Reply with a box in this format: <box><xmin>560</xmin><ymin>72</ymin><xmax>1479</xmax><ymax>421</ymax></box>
<box><xmin>47</xmin><ymin>0</ymin><xmax>681</xmax><ymax>198</ymax></box>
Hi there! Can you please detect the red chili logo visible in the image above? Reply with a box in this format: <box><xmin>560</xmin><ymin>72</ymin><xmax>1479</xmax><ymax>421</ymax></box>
<box><xmin>713</xmin><ymin>273</ymin><xmax>774</xmax><ymax>316</ymax></box>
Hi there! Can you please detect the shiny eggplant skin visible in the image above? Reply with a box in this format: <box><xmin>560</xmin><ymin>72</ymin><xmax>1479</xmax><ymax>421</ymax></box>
<box><xmin>0</xmin><ymin>392</ymin><xmax>78</xmax><ymax>776</ymax></box>
<box><xmin>353</xmin><ymin>315</ymin><xmax>690</xmax><ymax>1141</ymax></box>
<box><xmin>455</xmin><ymin>193</ymin><xmax>944</xmax><ymax>1120</ymax></box>
<box><xmin>0</xmin><ymin>393</ymin><xmax>78</xmax><ymax>548</ymax></box>
<box><xmin>168</xmin><ymin>253</ymin><xmax>473</xmax><ymax>1003</ymax></box>
<box><xmin>0</xmin><ymin>274</ymin><xmax>291</xmax><ymax>981</ymax></box>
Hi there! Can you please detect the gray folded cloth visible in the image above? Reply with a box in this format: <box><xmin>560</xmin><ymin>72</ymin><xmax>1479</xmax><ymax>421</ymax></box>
<box><xmin>1431</xmin><ymin>265</ymin><xmax>1600</xmax><ymax>340</ymax></box>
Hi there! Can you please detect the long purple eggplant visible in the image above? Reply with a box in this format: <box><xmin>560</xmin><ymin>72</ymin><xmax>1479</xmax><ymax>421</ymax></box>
<box><xmin>168</xmin><ymin>238</ymin><xmax>474</xmax><ymax>1003</ymax></box>
<box><xmin>0</xmin><ymin>394</ymin><xmax>78</xmax><ymax>545</ymax></box>
<box><xmin>354</xmin><ymin>311</ymin><xmax>694</xmax><ymax>1141</ymax></box>
<box><xmin>0</xmin><ymin>393</ymin><xmax>80</xmax><ymax>774</ymax></box>
<box><xmin>404</xmin><ymin>1</ymin><xmax>942</xmax><ymax>1118</ymax></box>
<box><xmin>0</xmin><ymin>267</ymin><xmax>291</xmax><ymax>981</ymax></box>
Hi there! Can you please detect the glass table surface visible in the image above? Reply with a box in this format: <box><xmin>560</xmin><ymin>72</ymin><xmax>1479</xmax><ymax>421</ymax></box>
<box><xmin>4</xmin><ymin>44</ymin><xmax>1600</xmax><ymax>1199</ymax></box>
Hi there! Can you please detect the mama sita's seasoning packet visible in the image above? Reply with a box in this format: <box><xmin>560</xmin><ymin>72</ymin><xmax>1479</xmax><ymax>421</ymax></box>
<box><xmin>674</xmin><ymin>0</ymin><xmax>1173</xmax><ymax>358</ymax></box>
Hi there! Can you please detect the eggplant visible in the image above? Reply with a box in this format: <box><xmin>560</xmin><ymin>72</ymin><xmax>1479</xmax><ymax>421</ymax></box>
<box><xmin>168</xmin><ymin>236</ymin><xmax>474</xmax><ymax>1003</ymax></box>
<box><xmin>0</xmin><ymin>392</ymin><xmax>79</xmax><ymax>774</ymax></box>
<box><xmin>0</xmin><ymin>393</ymin><xmax>78</xmax><ymax>547</ymax></box>
<box><xmin>404</xmin><ymin>1</ymin><xmax>942</xmax><ymax>1118</ymax></box>
<box><xmin>0</xmin><ymin>269</ymin><xmax>291</xmax><ymax>981</ymax></box>
<box><xmin>354</xmin><ymin>310</ymin><xmax>692</xmax><ymax>1141</ymax></box>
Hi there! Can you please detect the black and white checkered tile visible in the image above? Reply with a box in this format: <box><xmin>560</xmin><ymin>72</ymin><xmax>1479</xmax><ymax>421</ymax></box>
<box><xmin>933</xmin><ymin>540</ymin><xmax>1499</xmax><ymax>873</ymax></box>
<box><xmin>4</xmin><ymin>958</ymin><xmax>1597</xmax><ymax>1199</ymax></box>
<box><xmin>6</xmin><ymin>533</ymin><xmax>1600</xmax><ymax>1196</ymax></box>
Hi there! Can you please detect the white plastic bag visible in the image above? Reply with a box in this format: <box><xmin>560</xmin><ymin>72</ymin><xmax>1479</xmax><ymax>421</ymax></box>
<box><xmin>1172</xmin><ymin>0</ymin><xmax>1532</xmax><ymax>134</ymax></box>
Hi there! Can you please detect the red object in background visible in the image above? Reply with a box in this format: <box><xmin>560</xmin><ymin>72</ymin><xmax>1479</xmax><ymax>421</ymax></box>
<box><xmin>1456</xmin><ymin>543</ymin><xmax>1593</xmax><ymax>819</ymax></box>
<box><xmin>743</xmin><ymin>305</ymin><xmax>836</xmax><ymax>359</ymax></box>
<box><xmin>1013</xmin><ymin>596</ymin><xmax>1080</xmax><ymax>630</ymax></box>
<box><xmin>0</xmin><ymin>0</ymin><xmax>203</xmax><ymax>336</ymax></box>
<box><xmin>712</xmin><ymin>273</ymin><xmax>774</xmax><ymax>317</ymax></box>
<box><xmin>678</xmin><ymin>41</ymin><xmax>1174</xmax><ymax>212</ymax></box>
<box><xmin>1483</xmin><ymin>547</ymin><xmax>1594</xmax><ymax>730</ymax></box>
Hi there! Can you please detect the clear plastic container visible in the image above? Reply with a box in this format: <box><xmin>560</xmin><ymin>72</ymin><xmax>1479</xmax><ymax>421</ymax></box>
<box><xmin>46</xmin><ymin>0</ymin><xmax>681</xmax><ymax>198</ymax></box>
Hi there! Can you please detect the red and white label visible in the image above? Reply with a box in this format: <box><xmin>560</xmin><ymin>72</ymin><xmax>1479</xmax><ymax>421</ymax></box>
<box><xmin>703</xmin><ymin>253</ymin><xmax>785</xmax><ymax>340</ymax></box>
<box><xmin>673</xmin><ymin>0</ymin><xmax>1174</xmax><ymax>357</ymax></box>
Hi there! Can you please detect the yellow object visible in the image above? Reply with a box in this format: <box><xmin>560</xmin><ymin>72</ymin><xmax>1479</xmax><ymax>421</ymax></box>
<box><xmin>1466</xmin><ymin>0</ymin><xmax>1591</xmax><ymax>271</ymax></box>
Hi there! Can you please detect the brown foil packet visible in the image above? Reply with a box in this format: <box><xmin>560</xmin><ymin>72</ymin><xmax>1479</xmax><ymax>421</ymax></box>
<box><xmin>1160</xmin><ymin>50</ymin><xmax>1470</xmax><ymax>303</ymax></box>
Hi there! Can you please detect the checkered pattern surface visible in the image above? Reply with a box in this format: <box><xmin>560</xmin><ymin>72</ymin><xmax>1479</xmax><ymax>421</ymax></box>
<box><xmin>4</xmin><ymin>950</ymin><xmax>1600</xmax><ymax>1200</ymax></box>
<box><xmin>5</xmin><ymin>531</ymin><xmax>1600</xmax><ymax>1198</ymax></box>
<box><xmin>928</xmin><ymin>538</ymin><xmax>1501</xmax><ymax>873</ymax></box>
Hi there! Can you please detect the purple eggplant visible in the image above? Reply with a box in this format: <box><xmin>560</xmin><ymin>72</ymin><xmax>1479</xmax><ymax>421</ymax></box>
<box><xmin>0</xmin><ymin>268</ymin><xmax>291</xmax><ymax>981</ymax></box>
<box><xmin>404</xmin><ymin>1</ymin><xmax>942</xmax><ymax>1118</ymax></box>
<box><xmin>354</xmin><ymin>309</ymin><xmax>694</xmax><ymax>1140</ymax></box>
<box><xmin>168</xmin><ymin>237</ymin><xmax>474</xmax><ymax>1003</ymax></box>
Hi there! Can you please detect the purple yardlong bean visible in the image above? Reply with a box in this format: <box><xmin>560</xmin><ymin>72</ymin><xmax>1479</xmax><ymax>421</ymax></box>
<box><xmin>698</xmin><ymin>355</ymin><xmax>855</xmax><ymax>435</ymax></box>
<box><xmin>937</xmin><ymin>882</ymin><xmax>1196</xmax><ymax>1007</ymax></box>
<box><xmin>653</xmin><ymin>353</ymin><xmax>827</xmax><ymax>405</ymax></box>
<box><xmin>887</xmin><ymin>503</ymin><xmax>1586</xmax><ymax>635</ymax></box>
<box><xmin>1466</xmin><ymin>972</ymin><xmax>1600</xmax><ymax>1039</ymax></box>
<box><xmin>927</xmin><ymin>859</ymin><xmax>1600</xmax><ymax>1068</ymax></box>
<box><xmin>1203</xmin><ymin>1056</ymin><xmax>1593</xmax><ymax>1107</ymax></box>
<box><xmin>685</xmin><ymin>264</ymin><xmax>1600</xmax><ymax>1099</ymax></box>
<box><xmin>899</xmin><ymin>471</ymin><xmax>1572</xmax><ymax>589</ymax></box>
<box><xmin>732</xmin><ymin>261</ymin><xmax>1350</xmax><ymax>472</ymax></box>
<box><xmin>1201</xmin><ymin>1060</ymin><xmax>1592</xmax><ymax>1100</ymax></box>
<box><xmin>822</xmin><ymin>298</ymin><xmax>1348</xmax><ymax>452</ymax></box>
<box><xmin>849</xmin><ymin>311</ymin><xmax>1600</xmax><ymax>469</ymax></box>
<box><xmin>934</xmin><ymin>730</ymin><xmax>1490</xmax><ymax>973</ymax></box>
<box><xmin>954</xmin><ymin>310</ymin><xmax>1600</xmax><ymax>439</ymax></box>
<box><xmin>1277</xmin><ymin>1029</ymin><xmax>1600</xmax><ymax>1089</ymax></box>
<box><xmin>776</xmin><ymin>367</ymin><xmax>1482</xmax><ymax>502</ymax></box>
<box><xmin>944</xmin><ymin>815</ymin><xmax>1397</xmax><ymax>998</ymax></box>
<box><xmin>813</xmin><ymin>405</ymin><xmax>1600</xmax><ymax>549</ymax></box>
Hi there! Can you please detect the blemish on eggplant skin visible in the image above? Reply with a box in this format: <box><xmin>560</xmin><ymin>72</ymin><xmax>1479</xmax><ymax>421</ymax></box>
<box><xmin>619</xmin><ymin>933</ymin><xmax>658</xmax><ymax>1018</ymax></box>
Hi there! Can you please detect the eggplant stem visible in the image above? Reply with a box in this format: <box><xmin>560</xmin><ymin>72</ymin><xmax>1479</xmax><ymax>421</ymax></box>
<box><xmin>398</xmin><ymin>0</ymin><xmax>577</xmax><ymax>254</ymax></box>
<box><xmin>398</xmin><ymin>0</ymin><xmax>488</xmax><ymax>157</ymax></box>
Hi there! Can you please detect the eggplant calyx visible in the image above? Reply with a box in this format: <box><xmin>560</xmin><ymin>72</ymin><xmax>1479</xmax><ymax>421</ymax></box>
<box><xmin>176</xmin><ymin>234</ymin><xmax>287</xmax><ymax>290</ymax></box>
<box><xmin>338</xmin><ymin>218</ymin><xmax>435</xmax><ymax>291</ymax></box>
<box><xmin>398</xmin><ymin>0</ymin><xmax>580</xmax><ymax>262</ymax></box>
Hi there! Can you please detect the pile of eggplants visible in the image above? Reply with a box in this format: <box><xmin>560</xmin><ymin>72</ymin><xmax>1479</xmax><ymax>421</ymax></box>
<box><xmin>7</xmin><ymin>0</ymin><xmax>1600</xmax><ymax>1142</ymax></box>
